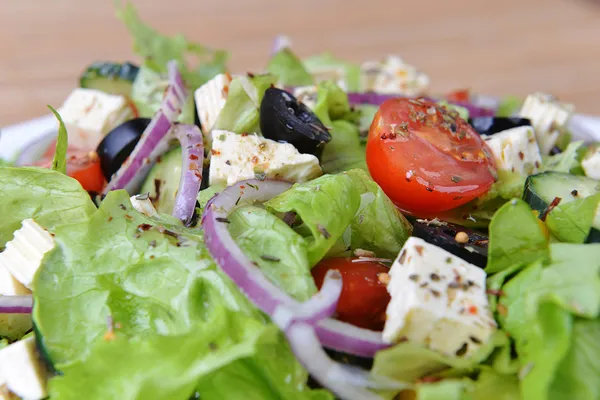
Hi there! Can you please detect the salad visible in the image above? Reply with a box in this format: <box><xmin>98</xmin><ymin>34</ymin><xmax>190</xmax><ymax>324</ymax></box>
<box><xmin>1</xmin><ymin>3</ymin><xmax>599</xmax><ymax>400</ymax></box>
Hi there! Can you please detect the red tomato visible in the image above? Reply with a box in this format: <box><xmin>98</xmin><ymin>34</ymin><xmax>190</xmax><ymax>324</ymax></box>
<box><xmin>446</xmin><ymin>89</ymin><xmax>470</xmax><ymax>103</ymax></box>
<box><xmin>311</xmin><ymin>258</ymin><xmax>391</xmax><ymax>331</ymax></box>
<box><xmin>35</xmin><ymin>143</ymin><xmax>106</xmax><ymax>193</ymax></box>
<box><xmin>366</xmin><ymin>98</ymin><xmax>497</xmax><ymax>215</ymax></box>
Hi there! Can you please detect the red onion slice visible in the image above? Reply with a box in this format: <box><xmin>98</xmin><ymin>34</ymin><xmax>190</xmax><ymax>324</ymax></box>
<box><xmin>202</xmin><ymin>180</ymin><xmax>391</xmax><ymax>357</ymax></box>
<box><xmin>0</xmin><ymin>295</ymin><xmax>33</xmax><ymax>314</ymax></box>
<box><xmin>172</xmin><ymin>124</ymin><xmax>204</xmax><ymax>225</ymax></box>
<box><xmin>272</xmin><ymin>269</ymin><xmax>342</xmax><ymax>332</ymax></box>
<box><xmin>346</xmin><ymin>92</ymin><xmax>495</xmax><ymax>118</ymax></box>
<box><xmin>103</xmin><ymin>61</ymin><xmax>188</xmax><ymax>195</ymax></box>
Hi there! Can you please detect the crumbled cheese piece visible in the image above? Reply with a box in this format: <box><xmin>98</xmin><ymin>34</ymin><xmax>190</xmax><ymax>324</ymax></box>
<box><xmin>383</xmin><ymin>237</ymin><xmax>496</xmax><ymax>358</ymax></box>
<box><xmin>0</xmin><ymin>220</ymin><xmax>55</xmax><ymax>289</ymax></box>
<box><xmin>360</xmin><ymin>55</ymin><xmax>429</xmax><ymax>96</ymax></box>
<box><xmin>0</xmin><ymin>337</ymin><xmax>48</xmax><ymax>400</ymax></box>
<box><xmin>483</xmin><ymin>126</ymin><xmax>543</xmax><ymax>175</ymax></box>
<box><xmin>582</xmin><ymin>147</ymin><xmax>600</xmax><ymax>180</ymax></box>
<box><xmin>130</xmin><ymin>195</ymin><xmax>159</xmax><ymax>218</ymax></box>
<box><xmin>59</xmin><ymin>88</ymin><xmax>133</xmax><ymax>149</ymax></box>
<box><xmin>194</xmin><ymin>72</ymin><xmax>233</xmax><ymax>145</ymax></box>
<box><xmin>518</xmin><ymin>93</ymin><xmax>574</xmax><ymax>155</ymax></box>
<box><xmin>293</xmin><ymin>86</ymin><xmax>319</xmax><ymax>110</ymax></box>
<box><xmin>209</xmin><ymin>131</ymin><xmax>322</xmax><ymax>187</ymax></box>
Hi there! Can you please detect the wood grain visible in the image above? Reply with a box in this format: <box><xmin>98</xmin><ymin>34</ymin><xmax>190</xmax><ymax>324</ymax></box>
<box><xmin>1</xmin><ymin>0</ymin><xmax>599</xmax><ymax>126</ymax></box>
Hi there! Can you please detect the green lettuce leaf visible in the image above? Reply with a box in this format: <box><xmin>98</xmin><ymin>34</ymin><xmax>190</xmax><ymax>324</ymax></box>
<box><xmin>412</xmin><ymin>379</ymin><xmax>472</xmax><ymax>400</ymax></box>
<box><xmin>197</xmin><ymin>184</ymin><xmax>225</xmax><ymax>215</ymax></box>
<box><xmin>131</xmin><ymin>65</ymin><xmax>195</xmax><ymax>124</ymax></box>
<box><xmin>371</xmin><ymin>331</ymin><xmax>507</xmax><ymax>384</ymax></box>
<box><xmin>0</xmin><ymin>167</ymin><xmax>96</xmax><ymax>248</ymax></box>
<box><xmin>541</xmin><ymin>141</ymin><xmax>585</xmax><ymax>174</ymax></box>
<box><xmin>550</xmin><ymin>318</ymin><xmax>600</xmax><ymax>400</ymax></box>
<box><xmin>345</xmin><ymin>169</ymin><xmax>411</xmax><ymax>258</ymax></box>
<box><xmin>213</xmin><ymin>74</ymin><xmax>277</xmax><ymax>134</ymax></box>
<box><xmin>321</xmin><ymin>120</ymin><xmax>367</xmax><ymax>174</ymax></box>
<box><xmin>486</xmin><ymin>199</ymin><xmax>549</xmax><ymax>273</ymax></box>
<box><xmin>302</xmin><ymin>53</ymin><xmax>361</xmax><ymax>92</ymax></box>
<box><xmin>498</xmin><ymin>243</ymin><xmax>600</xmax><ymax>399</ymax></box>
<box><xmin>267</xmin><ymin>48</ymin><xmax>313</xmax><ymax>86</ymax></box>
<box><xmin>228</xmin><ymin>206</ymin><xmax>316</xmax><ymax>301</ymax></box>
<box><xmin>495</xmin><ymin>96</ymin><xmax>522</xmax><ymax>117</ymax></box>
<box><xmin>311</xmin><ymin>81</ymin><xmax>352</xmax><ymax>122</ymax></box>
<box><xmin>117</xmin><ymin>2</ymin><xmax>228</xmax><ymax>89</ymax></box>
<box><xmin>265</xmin><ymin>173</ymin><xmax>362</xmax><ymax>266</ymax></box>
<box><xmin>469</xmin><ymin>369</ymin><xmax>520</xmax><ymax>400</ymax></box>
<box><xmin>33</xmin><ymin>190</ymin><xmax>259</xmax><ymax>368</ymax></box>
<box><xmin>441</xmin><ymin>170</ymin><xmax>526</xmax><ymax>229</ymax></box>
<box><xmin>48</xmin><ymin>106</ymin><xmax>68</xmax><ymax>174</ymax></box>
<box><xmin>33</xmin><ymin>190</ymin><xmax>323</xmax><ymax>399</ymax></box>
<box><xmin>545</xmin><ymin>193</ymin><xmax>600</xmax><ymax>243</ymax></box>
<box><xmin>265</xmin><ymin>170</ymin><xmax>408</xmax><ymax>265</ymax></box>
<box><xmin>356</xmin><ymin>104</ymin><xmax>378</xmax><ymax>142</ymax></box>
<box><xmin>50</xmin><ymin>309</ymin><xmax>323</xmax><ymax>400</ymax></box>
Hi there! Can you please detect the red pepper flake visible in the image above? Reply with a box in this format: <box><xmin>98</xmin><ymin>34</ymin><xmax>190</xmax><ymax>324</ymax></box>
<box><xmin>221</xmin><ymin>85</ymin><xmax>229</xmax><ymax>97</ymax></box>
<box><xmin>210</xmin><ymin>149</ymin><xmax>221</xmax><ymax>156</ymax></box>
<box><xmin>518</xmin><ymin>151</ymin><xmax>525</xmax><ymax>160</ymax></box>
<box><xmin>540</xmin><ymin>197</ymin><xmax>561</xmax><ymax>221</ymax></box>
<box><xmin>251</xmin><ymin>156</ymin><xmax>259</xmax><ymax>164</ymax></box>
<box><xmin>468</xmin><ymin>305</ymin><xmax>478</xmax><ymax>315</ymax></box>
<box><xmin>241</xmin><ymin>132</ymin><xmax>249</xmax><ymax>137</ymax></box>
<box><xmin>414</xmin><ymin>245</ymin><xmax>424</xmax><ymax>256</ymax></box>
<box><xmin>107</xmin><ymin>216</ymin><xmax>113</xmax><ymax>222</ymax></box>
<box><xmin>124</xmin><ymin>214</ymin><xmax>133</xmax><ymax>220</ymax></box>
<box><xmin>189</xmin><ymin>154</ymin><xmax>199</xmax><ymax>161</ymax></box>
<box><xmin>137</xmin><ymin>223</ymin><xmax>152</xmax><ymax>231</ymax></box>
<box><xmin>189</xmin><ymin>162</ymin><xmax>198</xmax><ymax>171</ymax></box>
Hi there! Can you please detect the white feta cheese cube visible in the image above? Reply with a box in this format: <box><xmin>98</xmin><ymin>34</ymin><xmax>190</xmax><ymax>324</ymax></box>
<box><xmin>483</xmin><ymin>126</ymin><xmax>542</xmax><ymax>175</ymax></box>
<box><xmin>0</xmin><ymin>337</ymin><xmax>48</xmax><ymax>400</ymax></box>
<box><xmin>209</xmin><ymin>131</ymin><xmax>323</xmax><ymax>187</ymax></box>
<box><xmin>0</xmin><ymin>219</ymin><xmax>55</xmax><ymax>289</ymax></box>
<box><xmin>360</xmin><ymin>55</ymin><xmax>429</xmax><ymax>96</ymax></box>
<box><xmin>130</xmin><ymin>195</ymin><xmax>158</xmax><ymax>218</ymax></box>
<box><xmin>194</xmin><ymin>72</ymin><xmax>233</xmax><ymax>143</ymax></box>
<box><xmin>518</xmin><ymin>93</ymin><xmax>574</xmax><ymax>155</ymax></box>
<box><xmin>582</xmin><ymin>147</ymin><xmax>600</xmax><ymax>180</ymax></box>
<box><xmin>383</xmin><ymin>237</ymin><xmax>496</xmax><ymax>358</ymax></box>
<box><xmin>293</xmin><ymin>86</ymin><xmax>319</xmax><ymax>111</ymax></box>
<box><xmin>59</xmin><ymin>88</ymin><xmax>133</xmax><ymax>149</ymax></box>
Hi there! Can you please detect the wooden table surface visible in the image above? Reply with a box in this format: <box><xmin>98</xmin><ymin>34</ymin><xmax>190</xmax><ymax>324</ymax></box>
<box><xmin>1</xmin><ymin>0</ymin><xmax>599</xmax><ymax>127</ymax></box>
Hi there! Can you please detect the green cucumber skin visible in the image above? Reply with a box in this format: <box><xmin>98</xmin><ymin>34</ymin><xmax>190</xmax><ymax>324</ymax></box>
<box><xmin>79</xmin><ymin>62</ymin><xmax>140</xmax><ymax>97</ymax></box>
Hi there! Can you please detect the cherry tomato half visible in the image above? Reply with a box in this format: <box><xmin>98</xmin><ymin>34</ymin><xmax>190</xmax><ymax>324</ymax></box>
<box><xmin>446</xmin><ymin>89</ymin><xmax>470</xmax><ymax>103</ymax></box>
<box><xmin>366</xmin><ymin>98</ymin><xmax>497</xmax><ymax>215</ymax></box>
<box><xmin>311</xmin><ymin>257</ymin><xmax>390</xmax><ymax>331</ymax></box>
<box><xmin>36</xmin><ymin>142</ymin><xmax>106</xmax><ymax>193</ymax></box>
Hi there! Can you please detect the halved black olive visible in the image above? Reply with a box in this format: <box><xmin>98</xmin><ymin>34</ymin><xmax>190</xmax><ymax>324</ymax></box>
<box><xmin>96</xmin><ymin>118</ymin><xmax>151</xmax><ymax>180</ymax></box>
<box><xmin>412</xmin><ymin>221</ymin><xmax>488</xmax><ymax>268</ymax></box>
<box><xmin>260</xmin><ymin>87</ymin><xmax>332</xmax><ymax>158</ymax></box>
<box><xmin>468</xmin><ymin>117</ymin><xmax>531</xmax><ymax>136</ymax></box>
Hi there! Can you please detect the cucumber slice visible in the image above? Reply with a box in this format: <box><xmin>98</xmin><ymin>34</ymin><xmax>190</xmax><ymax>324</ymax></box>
<box><xmin>523</xmin><ymin>172</ymin><xmax>600</xmax><ymax>213</ymax></box>
<box><xmin>140</xmin><ymin>147</ymin><xmax>182</xmax><ymax>215</ymax></box>
<box><xmin>79</xmin><ymin>62</ymin><xmax>139</xmax><ymax>97</ymax></box>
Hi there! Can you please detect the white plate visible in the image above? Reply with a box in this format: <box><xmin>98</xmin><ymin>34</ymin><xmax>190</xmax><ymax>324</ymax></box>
<box><xmin>2</xmin><ymin>111</ymin><xmax>600</xmax><ymax>163</ymax></box>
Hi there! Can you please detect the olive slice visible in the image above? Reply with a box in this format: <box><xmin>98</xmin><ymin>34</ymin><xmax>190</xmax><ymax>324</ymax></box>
<box><xmin>96</xmin><ymin>118</ymin><xmax>151</xmax><ymax>180</ymax></box>
<box><xmin>412</xmin><ymin>220</ymin><xmax>488</xmax><ymax>268</ymax></box>
<box><xmin>468</xmin><ymin>117</ymin><xmax>531</xmax><ymax>136</ymax></box>
<box><xmin>259</xmin><ymin>87</ymin><xmax>332</xmax><ymax>158</ymax></box>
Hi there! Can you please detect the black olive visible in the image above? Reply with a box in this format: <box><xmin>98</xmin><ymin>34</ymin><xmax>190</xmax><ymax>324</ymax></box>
<box><xmin>412</xmin><ymin>221</ymin><xmax>488</xmax><ymax>268</ymax></box>
<box><xmin>96</xmin><ymin>118</ymin><xmax>151</xmax><ymax>180</ymax></box>
<box><xmin>468</xmin><ymin>117</ymin><xmax>531</xmax><ymax>136</ymax></box>
<box><xmin>259</xmin><ymin>87</ymin><xmax>332</xmax><ymax>158</ymax></box>
<box><xmin>549</xmin><ymin>146</ymin><xmax>562</xmax><ymax>155</ymax></box>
